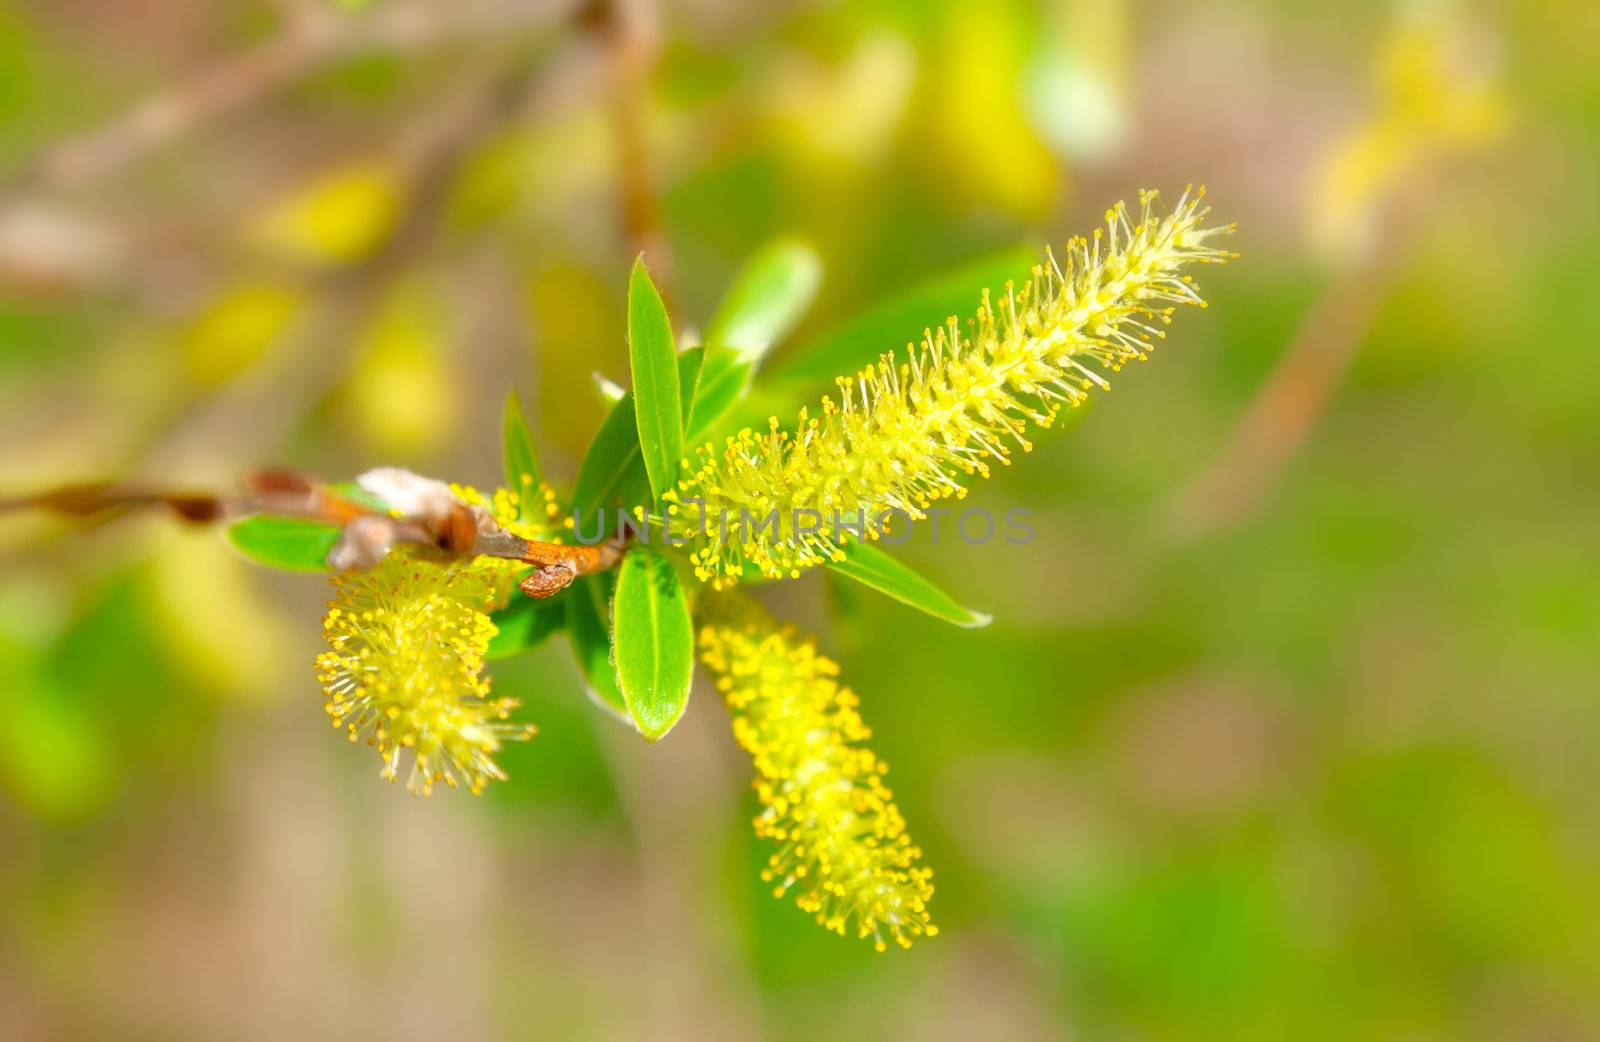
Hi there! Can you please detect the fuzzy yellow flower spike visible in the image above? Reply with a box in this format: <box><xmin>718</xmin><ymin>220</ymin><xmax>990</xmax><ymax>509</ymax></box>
<box><xmin>315</xmin><ymin>482</ymin><xmax>562</xmax><ymax>795</ymax></box>
<box><xmin>698</xmin><ymin>595</ymin><xmax>936</xmax><ymax>951</ymax></box>
<box><xmin>663</xmin><ymin>187</ymin><xmax>1232</xmax><ymax>586</ymax></box>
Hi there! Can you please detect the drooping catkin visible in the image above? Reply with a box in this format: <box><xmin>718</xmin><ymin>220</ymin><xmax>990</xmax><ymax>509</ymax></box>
<box><xmin>698</xmin><ymin>594</ymin><xmax>936</xmax><ymax>950</ymax></box>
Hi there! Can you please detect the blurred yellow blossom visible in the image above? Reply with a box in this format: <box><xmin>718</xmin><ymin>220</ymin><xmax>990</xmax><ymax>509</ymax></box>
<box><xmin>1309</xmin><ymin>3</ymin><xmax>1508</xmax><ymax>263</ymax></box>
<box><xmin>248</xmin><ymin>161</ymin><xmax>404</xmax><ymax>265</ymax></box>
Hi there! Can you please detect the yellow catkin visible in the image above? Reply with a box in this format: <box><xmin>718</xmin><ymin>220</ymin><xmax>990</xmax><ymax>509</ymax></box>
<box><xmin>698</xmin><ymin>595</ymin><xmax>936</xmax><ymax>951</ymax></box>
<box><xmin>314</xmin><ymin>483</ymin><xmax>561</xmax><ymax>795</ymax></box>
<box><xmin>663</xmin><ymin>187</ymin><xmax>1234</xmax><ymax>586</ymax></box>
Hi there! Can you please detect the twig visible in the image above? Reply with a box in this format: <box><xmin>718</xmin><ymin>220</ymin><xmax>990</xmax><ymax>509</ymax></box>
<box><xmin>584</xmin><ymin>0</ymin><xmax>673</xmax><ymax>302</ymax></box>
<box><xmin>2</xmin><ymin>0</ymin><xmax>582</xmax><ymax>196</ymax></box>
<box><xmin>1160</xmin><ymin>260</ymin><xmax>1395</xmax><ymax>538</ymax></box>
<box><xmin>131</xmin><ymin>36</ymin><xmax>564</xmax><ymax>485</ymax></box>
<box><xmin>2</xmin><ymin>465</ymin><xmax>623</xmax><ymax>594</ymax></box>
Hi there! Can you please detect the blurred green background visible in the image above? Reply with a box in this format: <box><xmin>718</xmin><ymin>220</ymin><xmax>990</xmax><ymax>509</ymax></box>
<box><xmin>2</xmin><ymin>0</ymin><xmax>1598</xmax><ymax>1039</ymax></box>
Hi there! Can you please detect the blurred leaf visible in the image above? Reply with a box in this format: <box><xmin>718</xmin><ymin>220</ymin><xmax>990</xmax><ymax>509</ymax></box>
<box><xmin>487</xmin><ymin>594</ymin><xmax>564</xmax><ymax>660</ymax></box>
<box><xmin>501</xmin><ymin>387</ymin><xmax>544</xmax><ymax>523</ymax></box>
<box><xmin>611</xmin><ymin>547</ymin><xmax>694</xmax><ymax>741</ymax></box>
<box><xmin>705</xmin><ymin>238</ymin><xmax>822</xmax><ymax>364</ymax></box>
<box><xmin>768</xmin><ymin>245</ymin><xmax>1035</xmax><ymax>387</ymax></box>
<box><xmin>827</xmin><ymin>542</ymin><xmax>991</xmax><ymax>628</ymax></box>
<box><xmin>627</xmin><ymin>257</ymin><xmax>682</xmax><ymax>500</ymax></box>
<box><xmin>593</xmin><ymin>371</ymin><xmax>626</xmax><ymax>404</ymax></box>
<box><xmin>330</xmin><ymin>480</ymin><xmax>390</xmax><ymax>513</ymax></box>
<box><xmin>564</xmin><ymin>572</ymin><xmax>626</xmax><ymax>718</ymax></box>
<box><xmin>226</xmin><ymin>516</ymin><xmax>339</xmax><ymax>572</ymax></box>
<box><xmin>0</xmin><ymin>671</ymin><xmax>114</xmax><ymax>822</ymax></box>
<box><xmin>248</xmin><ymin>161</ymin><xmax>402</xmax><ymax>265</ymax></box>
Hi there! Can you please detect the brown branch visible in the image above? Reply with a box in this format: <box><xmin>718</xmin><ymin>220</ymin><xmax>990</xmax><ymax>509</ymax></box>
<box><xmin>584</xmin><ymin>0</ymin><xmax>673</xmax><ymax>302</ymax></box>
<box><xmin>2</xmin><ymin>0</ymin><xmax>583</xmax><ymax>197</ymax></box>
<box><xmin>1160</xmin><ymin>261</ymin><xmax>1395</xmax><ymax>539</ymax></box>
<box><xmin>2</xmin><ymin>465</ymin><xmax>624</xmax><ymax>595</ymax></box>
<box><xmin>130</xmin><ymin>34</ymin><xmax>565</xmax><ymax>485</ymax></box>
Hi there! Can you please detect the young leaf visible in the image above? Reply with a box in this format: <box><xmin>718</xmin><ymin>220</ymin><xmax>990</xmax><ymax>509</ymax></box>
<box><xmin>226</xmin><ymin>516</ymin><xmax>340</xmax><ymax>572</ymax></box>
<box><xmin>627</xmin><ymin>257</ymin><xmax>682</xmax><ymax>500</ymax></box>
<box><xmin>501</xmin><ymin>387</ymin><xmax>544</xmax><ymax>523</ymax></box>
<box><xmin>565</xmin><ymin>572</ymin><xmax>627</xmax><ymax>717</ymax></box>
<box><xmin>705</xmin><ymin>238</ymin><xmax>821</xmax><ymax>365</ymax></box>
<box><xmin>573</xmin><ymin>348</ymin><xmax>719</xmax><ymax>537</ymax></box>
<box><xmin>611</xmin><ymin>547</ymin><xmax>694</xmax><ymax>742</ymax></box>
<box><xmin>486</xmin><ymin>594</ymin><xmax>565</xmax><ymax>660</ymax></box>
<box><xmin>769</xmin><ymin>245</ymin><xmax>1035</xmax><ymax>387</ymax></box>
<box><xmin>677</xmin><ymin>343</ymin><xmax>705</xmax><ymax>431</ymax></box>
<box><xmin>827</xmin><ymin>542</ymin><xmax>992</xmax><ymax>628</ymax></box>
<box><xmin>687</xmin><ymin>346</ymin><xmax>753</xmax><ymax>441</ymax></box>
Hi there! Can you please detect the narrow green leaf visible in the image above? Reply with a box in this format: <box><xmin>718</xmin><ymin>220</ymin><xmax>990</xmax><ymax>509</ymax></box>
<box><xmin>226</xmin><ymin>515</ymin><xmax>340</xmax><ymax>572</ymax></box>
<box><xmin>769</xmin><ymin>245</ymin><xmax>1035</xmax><ymax>387</ymax></box>
<box><xmin>705</xmin><ymin>238</ymin><xmax>821</xmax><ymax>365</ymax></box>
<box><xmin>827</xmin><ymin>542</ymin><xmax>992</xmax><ymax>628</ymax></box>
<box><xmin>686</xmin><ymin>346</ymin><xmax>753</xmax><ymax>442</ymax></box>
<box><xmin>627</xmin><ymin>257</ymin><xmax>682</xmax><ymax>500</ymax></box>
<box><xmin>572</xmin><ymin>348</ymin><xmax>708</xmax><ymax>539</ymax></box>
<box><xmin>501</xmin><ymin>387</ymin><xmax>544</xmax><ymax>523</ymax></box>
<box><xmin>486</xmin><ymin>594</ymin><xmax>565</xmax><ymax>660</ymax></box>
<box><xmin>678</xmin><ymin>344</ymin><xmax>705</xmax><ymax>430</ymax></box>
<box><xmin>611</xmin><ymin>547</ymin><xmax>694</xmax><ymax>741</ymax></box>
<box><xmin>565</xmin><ymin>572</ymin><xmax>627</xmax><ymax>718</ymax></box>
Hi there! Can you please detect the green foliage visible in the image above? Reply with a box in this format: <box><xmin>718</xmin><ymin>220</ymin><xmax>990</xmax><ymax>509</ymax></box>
<box><xmin>572</xmin><ymin>348</ymin><xmax>709</xmax><ymax>538</ymax></box>
<box><xmin>827</xmin><ymin>542</ymin><xmax>991</xmax><ymax>628</ymax></box>
<box><xmin>627</xmin><ymin>257</ymin><xmax>684</xmax><ymax>501</ymax></box>
<box><xmin>486</xmin><ymin>595</ymin><xmax>564</xmax><ymax>660</ymax></box>
<box><xmin>564</xmin><ymin>572</ymin><xmax>626</xmax><ymax>718</ymax></box>
<box><xmin>705</xmin><ymin>238</ymin><xmax>822</xmax><ymax>363</ymax></box>
<box><xmin>767</xmin><ymin>245</ymin><xmax>1035</xmax><ymax>387</ymax></box>
<box><xmin>501</xmin><ymin>387</ymin><xmax>544</xmax><ymax>522</ymax></box>
<box><xmin>226</xmin><ymin>515</ymin><xmax>340</xmax><ymax>572</ymax></box>
<box><xmin>611</xmin><ymin>547</ymin><xmax>695</xmax><ymax>741</ymax></box>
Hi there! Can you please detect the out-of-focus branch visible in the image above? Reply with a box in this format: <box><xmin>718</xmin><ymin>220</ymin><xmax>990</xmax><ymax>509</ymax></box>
<box><xmin>2</xmin><ymin>465</ymin><xmax>623</xmax><ymax>592</ymax></box>
<box><xmin>1160</xmin><ymin>258</ymin><xmax>1396</xmax><ymax>539</ymax></box>
<box><xmin>3</xmin><ymin>0</ymin><xmax>581</xmax><ymax>197</ymax></box>
<box><xmin>584</xmin><ymin>0</ymin><xmax>673</xmax><ymax>302</ymax></box>
<box><xmin>132</xmin><ymin>37</ymin><xmax>563</xmax><ymax>484</ymax></box>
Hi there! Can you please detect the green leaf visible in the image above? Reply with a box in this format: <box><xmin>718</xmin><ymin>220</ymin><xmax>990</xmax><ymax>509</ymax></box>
<box><xmin>827</xmin><ymin>542</ymin><xmax>992</xmax><ymax>628</ymax></box>
<box><xmin>705</xmin><ymin>238</ymin><xmax>821</xmax><ymax>365</ymax></box>
<box><xmin>686</xmin><ymin>346</ymin><xmax>752</xmax><ymax>442</ymax></box>
<box><xmin>769</xmin><ymin>245</ymin><xmax>1035</xmax><ymax>387</ymax></box>
<box><xmin>627</xmin><ymin>257</ymin><xmax>682</xmax><ymax>500</ymax></box>
<box><xmin>330</xmin><ymin>480</ymin><xmax>390</xmax><ymax>513</ymax></box>
<box><xmin>611</xmin><ymin>547</ymin><xmax>694</xmax><ymax>741</ymax></box>
<box><xmin>678</xmin><ymin>343</ymin><xmax>705</xmax><ymax>430</ymax></box>
<box><xmin>565</xmin><ymin>572</ymin><xmax>627</xmax><ymax>718</ymax></box>
<box><xmin>501</xmin><ymin>387</ymin><xmax>543</xmax><ymax>523</ymax></box>
<box><xmin>486</xmin><ymin>594</ymin><xmax>565</xmax><ymax>660</ymax></box>
<box><xmin>226</xmin><ymin>515</ymin><xmax>340</xmax><ymax>572</ymax></box>
<box><xmin>573</xmin><ymin>348</ymin><xmax>723</xmax><ymax>537</ymax></box>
